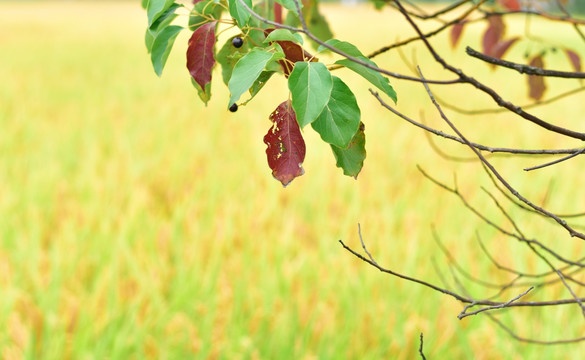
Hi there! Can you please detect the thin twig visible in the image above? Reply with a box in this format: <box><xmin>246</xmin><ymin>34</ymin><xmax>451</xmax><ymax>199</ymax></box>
<box><xmin>419</xmin><ymin>333</ymin><xmax>426</xmax><ymax>360</ymax></box>
<box><xmin>466</xmin><ymin>47</ymin><xmax>585</xmax><ymax>78</ymax></box>
<box><xmin>436</xmin><ymin>86</ymin><xmax>585</xmax><ymax>115</ymax></box>
<box><xmin>524</xmin><ymin>148</ymin><xmax>585</xmax><ymax>171</ymax></box>
<box><xmin>370</xmin><ymin>90</ymin><xmax>581</xmax><ymax>156</ymax></box>
<box><xmin>487</xmin><ymin>313</ymin><xmax>585</xmax><ymax>344</ymax></box>
<box><xmin>458</xmin><ymin>287</ymin><xmax>534</xmax><ymax>319</ymax></box>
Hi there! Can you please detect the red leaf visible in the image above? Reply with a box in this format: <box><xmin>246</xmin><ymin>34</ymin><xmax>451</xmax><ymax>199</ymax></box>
<box><xmin>450</xmin><ymin>21</ymin><xmax>466</xmax><ymax>49</ymax></box>
<box><xmin>483</xmin><ymin>16</ymin><xmax>505</xmax><ymax>57</ymax></box>
<box><xmin>264</xmin><ymin>100</ymin><xmax>306</xmax><ymax>187</ymax></box>
<box><xmin>187</xmin><ymin>21</ymin><xmax>216</xmax><ymax>93</ymax></box>
<box><xmin>565</xmin><ymin>49</ymin><xmax>582</xmax><ymax>73</ymax></box>
<box><xmin>274</xmin><ymin>3</ymin><xmax>282</xmax><ymax>24</ymax></box>
<box><xmin>490</xmin><ymin>37</ymin><xmax>519</xmax><ymax>61</ymax></box>
<box><xmin>528</xmin><ymin>55</ymin><xmax>547</xmax><ymax>101</ymax></box>
<box><xmin>497</xmin><ymin>0</ymin><xmax>521</xmax><ymax>11</ymax></box>
<box><xmin>264</xmin><ymin>28</ymin><xmax>318</xmax><ymax>77</ymax></box>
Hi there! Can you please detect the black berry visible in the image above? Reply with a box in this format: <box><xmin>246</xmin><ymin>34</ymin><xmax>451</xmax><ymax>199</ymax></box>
<box><xmin>232</xmin><ymin>36</ymin><xmax>244</xmax><ymax>48</ymax></box>
<box><xmin>229</xmin><ymin>103</ymin><xmax>238</xmax><ymax>112</ymax></box>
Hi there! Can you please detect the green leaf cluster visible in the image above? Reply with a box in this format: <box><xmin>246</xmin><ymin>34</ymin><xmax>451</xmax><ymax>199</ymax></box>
<box><xmin>145</xmin><ymin>1</ymin><xmax>184</xmax><ymax>77</ymax></box>
<box><xmin>142</xmin><ymin>0</ymin><xmax>397</xmax><ymax>182</ymax></box>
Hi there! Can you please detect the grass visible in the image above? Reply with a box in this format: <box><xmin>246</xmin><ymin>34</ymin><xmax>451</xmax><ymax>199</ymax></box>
<box><xmin>1</xmin><ymin>1</ymin><xmax>585</xmax><ymax>359</ymax></box>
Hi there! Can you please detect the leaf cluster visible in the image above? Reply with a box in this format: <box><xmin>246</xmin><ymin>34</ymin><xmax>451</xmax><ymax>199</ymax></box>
<box><xmin>142</xmin><ymin>0</ymin><xmax>398</xmax><ymax>186</ymax></box>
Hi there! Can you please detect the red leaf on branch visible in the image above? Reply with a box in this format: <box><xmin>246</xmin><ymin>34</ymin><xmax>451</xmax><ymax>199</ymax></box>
<box><xmin>565</xmin><ymin>49</ymin><xmax>582</xmax><ymax>73</ymax></box>
<box><xmin>264</xmin><ymin>28</ymin><xmax>318</xmax><ymax>76</ymax></box>
<box><xmin>264</xmin><ymin>100</ymin><xmax>306</xmax><ymax>187</ymax></box>
<box><xmin>483</xmin><ymin>16</ymin><xmax>505</xmax><ymax>57</ymax></box>
<box><xmin>187</xmin><ymin>21</ymin><xmax>216</xmax><ymax>93</ymax></box>
<box><xmin>528</xmin><ymin>55</ymin><xmax>547</xmax><ymax>101</ymax></box>
<box><xmin>450</xmin><ymin>21</ymin><xmax>466</xmax><ymax>49</ymax></box>
<box><xmin>497</xmin><ymin>0</ymin><xmax>521</xmax><ymax>11</ymax></box>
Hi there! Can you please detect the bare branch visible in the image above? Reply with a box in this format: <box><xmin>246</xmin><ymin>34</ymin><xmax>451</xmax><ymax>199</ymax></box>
<box><xmin>391</xmin><ymin>0</ymin><xmax>585</xmax><ymax>141</ymax></box>
<box><xmin>370</xmin><ymin>90</ymin><xmax>582</xmax><ymax>156</ymax></box>
<box><xmin>466</xmin><ymin>47</ymin><xmax>585</xmax><ymax>79</ymax></box>
<box><xmin>436</xmin><ymin>86</ymin><xmax>585</xmax><ymax>115</ymax></box>
<box><xmin>458</xmin><ymin>287</ymin><xmax>534</xmax><ymax>319</ymax></box>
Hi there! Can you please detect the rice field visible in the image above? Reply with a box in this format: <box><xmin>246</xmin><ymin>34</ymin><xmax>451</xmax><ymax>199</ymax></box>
<box><xmin>1</xmin><ymin>1</ymin><xmax>585</xmax><ymax>358</ymax></box>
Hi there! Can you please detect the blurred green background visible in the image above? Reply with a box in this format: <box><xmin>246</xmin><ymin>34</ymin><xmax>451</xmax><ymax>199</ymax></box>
<box><xmin>1</xmin><ymin>1</ymin><xmax>585</xmax><ymax>359</ymax></box>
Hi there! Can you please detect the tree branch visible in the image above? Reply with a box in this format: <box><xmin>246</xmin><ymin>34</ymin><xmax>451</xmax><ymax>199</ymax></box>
<box><xmin>466</xmin><ymin>47</ymin><xmax>585</xmax><ymax>78</ymax></box>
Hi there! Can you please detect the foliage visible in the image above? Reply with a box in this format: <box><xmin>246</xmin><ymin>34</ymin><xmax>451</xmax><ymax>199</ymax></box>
<box><xmin>142</xmin><ymin>0</ymin><xmax>398</xmax><ymax>185</ymax></box>
<box><xmin>141</xmin><ymin>0</ymin><xmax>585</xmax><ymax>347</ymax></box>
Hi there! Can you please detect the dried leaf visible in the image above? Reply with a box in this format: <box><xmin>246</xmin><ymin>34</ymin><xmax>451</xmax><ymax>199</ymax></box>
<box><xmin>528</xmin><ymin>55</ymin><xmax>547</xmax><ymax>101</ymax></box>
<box><xmin>450</xmin><ymin>21</ymin><xmax>466</xmax><ymax>49</ymax></box>
<box><xmin>187</xmin><ymin>21</ymin><xmax>216</xmax><ymax>93</ymax></box>
<box><xmin>490</xmin><ymin>37</ymin><xmax>518</xmax><ymax>60</ymax></box>
<box><xmin>565</xmin><ymin>49</ymin><xmax>582</xmax><ymax>73</ymax></box>
<box><xmin>482</xmin><ymin>15</ymin><xmax>505</xmax><ymax>57</ymax></box>
<box><xmin>264</xmin><ymin>100</ymin><xmax>306</xmax><ymax>187</ymax></box>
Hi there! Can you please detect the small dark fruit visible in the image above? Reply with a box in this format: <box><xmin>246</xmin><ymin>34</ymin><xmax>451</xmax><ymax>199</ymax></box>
<box><xmin>229</xmin><ymin>103</ymin><xmax>238</xmax><ymax>112</ymax></box>
<box><xmin>232</xmin><ymin>36</ymin><xmax>244</xmax><ymax>48</ymax></box>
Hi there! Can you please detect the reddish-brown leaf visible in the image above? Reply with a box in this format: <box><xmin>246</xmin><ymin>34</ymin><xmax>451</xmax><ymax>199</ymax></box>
<box><xmin>497</xmin><ymin>0</ymin><xmax>521</xmax><ymax>11</ymax></box>
<box><xmin>264</xmin><ymin>100</ymin><xmax>306</xmax><ymax>187</ymax></box>
<box><xmin>490</xmin><ymin>37</ymin><xmax>519</xmax><ymax>61</ymax></box>
<box><xmin>450</xmin><ymin>21</ymin><xmax>466</xmax><ymax>49</ymax></box>
<box><xmin>565</xmin><ymin>49</ymin><xmax>582</xmax><ymax>73</ymax></box>
<box><xmin>187</xmin><ymin>21</ymin><xmax>216</xmax><ymax>93</ymax></box>
<box><xmin>274</xmin><ymin>3</ymin><xmax>282</xmax><ymax>24</ymax></box>
<box><xmin>483</xmin><ymin>16</ymin><xmax>505</xmax><ymax>57</ymax></box>
<box><xmin>528</xmin><ymin>55</ymin><xmax>547</xmax><ymax>101</ymax></box>
<box><xmin>264</xmin><ymin>28</ymin><xmax>318</xmax><ymax>77</ymax></box>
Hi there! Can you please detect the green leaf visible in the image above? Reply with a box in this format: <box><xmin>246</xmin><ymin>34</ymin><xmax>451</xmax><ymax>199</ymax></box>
<box><xmin>331</xmin><ymin>122</ymin><xmax>366</xmax><ymax>179</ymax></box>
<box><xmin>284</xmin><ymin>10</ymin><xmax>301</xmax><ymax>28</ymax></box>
<box><xmin>318</xmin><ymin>39</ymin><xmax>364</xmax><ymax>57</ymax></box>
<box><xmin>189</xmin><ymin>0</ymin><xmax>223</xmax><ymax>31</ymax></box>
<box><xmin>151</xmin><ymin>3</ymin><xmax>181</xmax><ymax>31</ymax></box>
<box><xmin>246</xmin><ymin>71</ymin><xmax>275</xmax><ymax>103</ymax></box>
<box><xmin>216</xmin><ymin>35</ymin><xmax>251</xmax><ymax>85</ymax></box>
<box><xmin>145</xmin><ymin>3</ymin><xmax>182</xmax><ymax>53</ymax></box>
<box><xmin>228</xmin><ymin>49</ymin><xmax>283</xmax><ymax>106</ymax></box>
<box><xmin>264</xmin><ymin>29</ymin><xmax>303</xmax><ymax>45</ymax></box>
<box><xmin>370</xmin><ymin>0</ymin><xmax>387</xmax><ymax>10</ymax></box>
<box><xmin>147</xmin><ymin>0</ymin><xmax>176</xmax><ymax>27</ymax></box>
<box><xmin>228</xmin><ymin>0</ymin><xmax>252</xmax><ymax>28</ymax></box>
<box><xmin>336</xmin><ymin>57</ymin><xmax>397</xmax><ymax>103</ymax></box>
<box><xmin>142</xmin><ymin>0</ymin><xmax>148</xmax><ymax>10</ymax></box>
<box><xmin>150</xmin><ymin>25</ymin><xmax>183</xmax><ymax>76</ymax></box>
<box><xmin>191</xmin><ymin>78</ymin><xmax>212</xmax><ymax>105</ymax></box>
<box><xmin>288</xmin><ymin>62</ymin><xmax>333</xmax><ymax>128</ymax></box>
<box><xmin>311</xmin><ymin>76</ymin><xmax>360</xmax><ymax>148</ymax></box>
<box><xmin>275</xmin><ymin>0</ymin><xmax>302</xmax><ymax>13</ymax></box>
<box><xmin>145</xmin><ymin>30</ymin><xmax>156</xmax><ymax>54</ymax></box>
